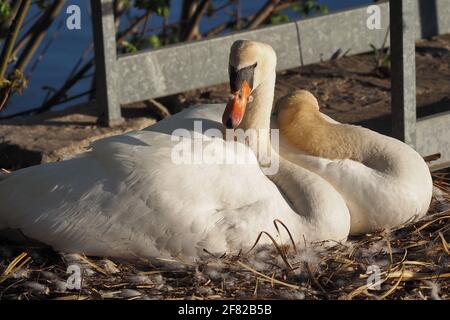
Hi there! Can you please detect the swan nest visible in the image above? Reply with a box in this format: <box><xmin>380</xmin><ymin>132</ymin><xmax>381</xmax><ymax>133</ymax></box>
<box><xmin>0</xmin><ymin>170</ymin><xmax>449</xmax><ymax>300</ymax></box>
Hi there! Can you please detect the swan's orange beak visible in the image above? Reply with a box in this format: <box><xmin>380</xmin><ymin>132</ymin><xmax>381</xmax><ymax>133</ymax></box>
<box><xmin>222</xmin><ymin>80</ymin><xmax>251</xmax><ymax>129</ymax></box>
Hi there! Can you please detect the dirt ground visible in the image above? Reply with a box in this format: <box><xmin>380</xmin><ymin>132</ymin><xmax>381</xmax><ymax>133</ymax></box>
<box><xmin>0</xmin><ymin>34</ymin><xmax>449</xmax><ymax>170</ymax></box>
<box><xmin>0</xmin><ymin>102</ymin><xmax>157</xmax><ymax>170</ymax></box>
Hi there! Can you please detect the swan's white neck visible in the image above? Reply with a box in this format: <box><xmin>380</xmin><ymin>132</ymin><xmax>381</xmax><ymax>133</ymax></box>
<box><xmin>239</xmin><ymin>71</ymin><xmax>275</xmax><ymax>131</ymax></box>
<box><xmin>237</xmin><ymin>70</ymin><xmax>276</xmax><ymax>154</ymax></box>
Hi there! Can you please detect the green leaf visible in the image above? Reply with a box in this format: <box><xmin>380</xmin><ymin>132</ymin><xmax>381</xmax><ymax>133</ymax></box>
<box><xmin>136</xmin><ymin>0</ymin><xmax>170</xmax><ymax>18</ymax></box>
<box><xmin>147</xmin><ymin>35</ymin><xmax>161</xmax><ymax>49</ymax></box>
<box><xmin>3</xmin><ymin>69</ymin><xmax>28</xmax><ymax>95</ymax></box>
<box><xmin>156</xmin><ymin>6</ymin><xmax>169</xmax><ymax>18</ymax></box>
<box><xmin>269</xmin><ymin>12</ymin><xmax>289</xmax><ymax>25</ymax></box>
<box><xmin>303</xmin><ymin>1</ymin><xmax>316</xmax><ymax>15</ymax></box>
<box><xmin>0</xmin><ymin>0</ymin><xmax>11</xmax><ymax>24</ymax></box>
<box><xmin>295</xmin><ymin>1</ymin><xmax>328</xmax><ymax>17</ymax></box>
<box><xmin>122</xmin><ymin>0</ymin><xmax>131</xmax><ymax>10</ymax></box>
<box><xmin>0</xmin><ymin>78</ymin><xmax>11</xmax><ymax>88</ymax></box>
<box><xmin>121</xmin><ymin>41</ymin><xmax>138</xmax><ymax>53</ymax></box>
<box><xmin>318</xmin><ymin>5</ymin><xmax>329</xmax><ymax>14</ymax></box>
<box><xmin>291</xmin><ymin>4</ymin><xmax>302</xmax><ymax>13</ymax></box>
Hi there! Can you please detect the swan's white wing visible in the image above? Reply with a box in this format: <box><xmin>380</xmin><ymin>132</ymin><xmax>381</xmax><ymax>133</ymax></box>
<box><xmin>0</xmin><ymin>104</ymin><xmax>296</xmax><ymax>259</ymax></box>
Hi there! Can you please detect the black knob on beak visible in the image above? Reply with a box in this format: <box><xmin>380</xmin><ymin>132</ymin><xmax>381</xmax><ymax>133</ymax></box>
<box><xmin>225</xmin><ymin>118</ymin><xmax>233</xmax><ymax>129</ymax></box>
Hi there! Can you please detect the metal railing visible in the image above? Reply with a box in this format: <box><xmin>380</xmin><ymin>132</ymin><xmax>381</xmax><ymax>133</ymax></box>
<box><xmin>91</xmin><ymin>0</ymin><xmax>450</xmax><ymax>169</ymax></box>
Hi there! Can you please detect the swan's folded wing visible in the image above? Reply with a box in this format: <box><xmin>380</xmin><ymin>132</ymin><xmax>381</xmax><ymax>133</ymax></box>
<box><xmin>0</xmin><ymin>124</ymin><xmax>287</xmax><ymax>258</ymax></box>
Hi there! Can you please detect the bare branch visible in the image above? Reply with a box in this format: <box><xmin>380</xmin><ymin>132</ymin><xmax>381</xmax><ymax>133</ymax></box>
<box><xmin>206</xmin><ymin>15</ymin><xmax>254</xmax><ymax>37</ymax></box>
<box><xmin>14</xmin><ymin>0</ymin><xmax>64</xmax><ymax>73</ymax></box>
<box><xmin>117</xmin><ymin>10</ymin><xmax>153</xmax><ymax>43</ymax></box>
<box><xmin>182</xmin><ymin>0</ymin><xmax>210</xmax><ymax>41</ymax></box>
<box><xmin>206</xmin><ymin>0</ymin><xmax>297</xmax><ymax>38</ymax></box>
<box><xmin>0</xmin><ymin>0</ymin><xmax>31</xmax><ymax>81</ymax></box>
<box><xmin>247</xmin><ymin>0</ymin><xmax>281</xmax><ymax>30</ymax></box>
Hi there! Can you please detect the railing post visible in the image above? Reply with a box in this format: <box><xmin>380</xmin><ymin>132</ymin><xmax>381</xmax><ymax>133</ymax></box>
<box><xmin>91</xmin><ymin>0</ymin><xmax>123</xmax><ymax>126</ymax></box>
<box><xmin>390</xmin><ymin>0</ymin><xmax>416</xmax><ymax>147</ymax></box>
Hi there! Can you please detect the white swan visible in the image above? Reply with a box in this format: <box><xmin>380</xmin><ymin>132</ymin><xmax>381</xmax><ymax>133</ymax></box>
<box><xmin>275</xmin><ymin>90</ymin><xmax>433</xmax><ymax>234</ymax></box>
<box><xmin>0</xmin><ymin>40</ymin><xmax>351</xmax><ymax>260</ymax></box>
<box><xmin>221</xmin><ymin>40</ymin><xmax>432</xmax><ymax>236</ymax></box>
